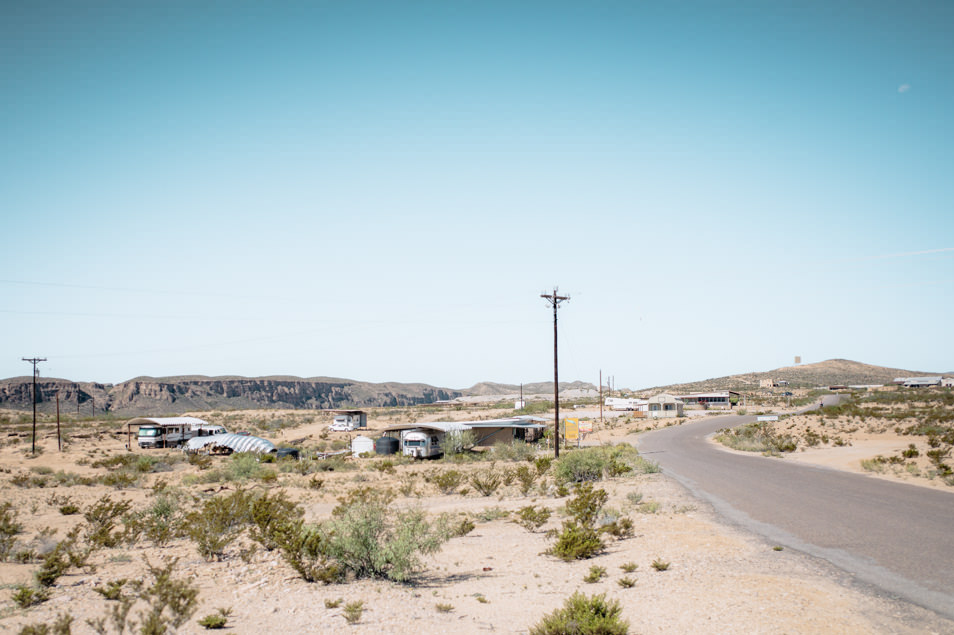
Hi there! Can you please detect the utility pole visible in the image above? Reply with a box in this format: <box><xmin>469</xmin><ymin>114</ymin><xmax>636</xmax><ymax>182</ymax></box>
<box><xmin>599</xmin><ymin>369</ymin><xmax>603</xmax><ymax>426</ymax></box>
<box><xmin>22</xmin><ymin>357</ymin><xmax>46</xmax><ymax>455</ymax></box>
<box><xmin>540</xmin><ymin>288</ymin><xmax>569</xmax><ymax>458</ymax></box>
<box><xmin>56</xmin><ymin>391</ymin><xmax>61</xmax><ymax>452</ymax></box>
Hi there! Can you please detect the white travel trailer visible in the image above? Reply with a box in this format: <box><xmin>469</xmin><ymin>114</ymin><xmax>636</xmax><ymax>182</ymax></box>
<box><xmin>129</xmin><ymin>417</ymin><xmax>227</xmax><ymax>449</ymax></box>
<box><xmin>401</xmin><ymin>429</ymin><xmax>443</xmax><ymax>459</ymax></box>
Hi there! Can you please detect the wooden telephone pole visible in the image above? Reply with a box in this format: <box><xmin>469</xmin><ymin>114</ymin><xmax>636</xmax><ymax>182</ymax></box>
<box><xmin>22</xmin><ymin>357</ymin><xmax>46</xmax><ymax>455</ymax></box>
<box><xmin>540</xmin><ymin>288</ymin><xmax>569</xmax><ymax>458</ymax></box>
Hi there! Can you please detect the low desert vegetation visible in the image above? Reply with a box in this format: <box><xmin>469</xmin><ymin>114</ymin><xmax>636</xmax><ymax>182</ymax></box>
<box><xmin>0</xmin><ymin>402</ymin><xmax>677</xmax><ymax>633</ymax></box>
<box><xmin>530</xmin><ymin>592</ymin><xmax>629</xmax><ymax>635</ymax></box>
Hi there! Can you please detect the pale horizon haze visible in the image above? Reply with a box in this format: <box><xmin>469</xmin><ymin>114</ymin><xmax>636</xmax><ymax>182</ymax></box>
<box><xmin>2</xmin><ymin>1</ymin><xmax>952</xmax><ymax>390</ymax></box>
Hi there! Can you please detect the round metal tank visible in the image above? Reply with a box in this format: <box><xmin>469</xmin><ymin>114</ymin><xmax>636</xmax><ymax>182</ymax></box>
<box><xmin>351</xmin><ymin>435</ymin><xmax>374</xmax><ymax>457</ymax></box>
<box><xmin>375</xmin><ymin>436</ymin><xmax>399</xmax><ymax>455</ymax></box>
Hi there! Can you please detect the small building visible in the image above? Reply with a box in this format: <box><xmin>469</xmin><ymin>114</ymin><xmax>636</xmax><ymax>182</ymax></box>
<box><xmin>894</xmin><ymin>377</ymin><xmax>943</xmax><ymax>388</ymax></box>
<box><xmin>942</xmin><ymin>377</ymin><xmax>954</xmax><ymax>388</ymax></box>
<box><xmin>332</xmin><ymin>410</ymin><xmax>367</xmax><ymax>429</ymax></box>
<box><xmin>647</xmin><ymin>393</ymin><xmax>684</xmax><ymax>418</ymax></box>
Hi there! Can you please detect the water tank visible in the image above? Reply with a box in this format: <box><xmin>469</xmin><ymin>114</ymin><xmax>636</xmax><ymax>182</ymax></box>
<box><xmin>351</xmin><ymin>435</ymin><xmax>374</xmax><ymax>458</ymax></box>
<box><xmin>375</xmin><ymin>436</ymin><xmax>399</xmax><ymax>455</ymax></box>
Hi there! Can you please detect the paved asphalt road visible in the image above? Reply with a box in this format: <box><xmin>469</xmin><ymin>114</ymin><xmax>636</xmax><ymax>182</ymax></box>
<box><xmin>636</xmin><ymin>411</ymin><xmax>954</xmax><ymax>620</ymax></box>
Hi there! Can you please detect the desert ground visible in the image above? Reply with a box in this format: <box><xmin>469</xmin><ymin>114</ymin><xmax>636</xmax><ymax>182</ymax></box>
<box><xmin>1</xmin><ymin>395</ymin><xmax>952</xmax><ymax>634</ymax></box>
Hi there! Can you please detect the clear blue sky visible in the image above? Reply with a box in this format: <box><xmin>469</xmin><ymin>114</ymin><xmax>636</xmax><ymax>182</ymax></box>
<box><xmin>2</xmin><ymin>1</ymin><xmax>952</xmax><ymax>389</ymax></box>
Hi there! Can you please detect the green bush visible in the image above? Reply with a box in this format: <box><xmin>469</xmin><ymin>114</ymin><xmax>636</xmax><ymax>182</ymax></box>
<box><xmin>554</xmin><ymin>445</ymin><xmax>655</xmax><ymax>484</ymax></box>
<box><xmin>583</xmin><ymin>565</ymin><xmax>606</xmax><ymax>583</ymax></box>
<box><xmin>319</xmin><ymin>488</ymin><xmax>450</xmax><ymax>582</ymax></box>
<box><xmin>514</xmin><ymin>505</ymin><xmax>552</xmax><ymax>532</ymax></box>
<box><xmin>249</xmin><ymin>490</ymin><xmax>304</xmax><ymax>551</ymax></box>
<box><xmin>185</xmin><ymin>489</ymin><xmax>254</xmax><ymax>560</ymax></box>
<box><xmin>0</xmin><ymin>501</ymin><xmax>23</xmax><ymax>560</ymax></box>
<box><xmin>470</xmin><ymin>466</ymin><xmax>502</xmax><ymax>496</ymax></box>
<box><xmin>12</xmin><ymin>584</ymin><xmax>50</xmax><ymax>608</ymax></box>
<box><xmin>431</xmin><ymin>469</ymin><xmax>465</xmax><ymax>494</ymax></box>
<box><xmin>529</xmin><ymin>592</ymin><xmax>628</xmax><ymax>635</ymax></box>
<box><xmin>136</xmin><ymin>558</ymin><xmax>200</xmax><ymax>634</ymax></box>
<box><xmin>550</xmin><ymin>483</ymin><xmax>608</xmax><ymax>561</ymax></box>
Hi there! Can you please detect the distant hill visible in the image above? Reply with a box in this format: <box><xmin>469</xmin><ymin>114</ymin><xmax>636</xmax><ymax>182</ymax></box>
<box><xmin>465</xmin><ymin>380</ymin><xmax>595</xmax><ymax>397</ymax></box>
<box><xmin>0</xmin><ymin>375</ymin><xmax>595</xmax><ymax>417</ymax></box>
<box><xmin>642</xmin><ymin>359</ymin><xmax>948</xmax><ymax>393</ymax></box>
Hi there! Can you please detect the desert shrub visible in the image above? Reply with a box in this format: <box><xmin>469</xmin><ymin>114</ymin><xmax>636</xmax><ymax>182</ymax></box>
<box><xmin>0</xmin><ymin>501</ymin><xmax>23</xmax><ymax>560</ymax></box>
<box><xmin>188</xmin><ymin>453</ymin><xmax>213</xmax><ymax>470</ymax></box>
<box><xmin>136</xmin><ymin>558</ymin><xmax>200</xmax><ymax>634</ymax></box>
<box><xmin>514</xmin><ymin>505</ymin><xmax>552</xmax><ymax>532</ymax></box>
<box><xmin>902</xmin><ymin>444</ymin><xmax>920</xmax><ymax>459</ymax></box>
<box><xmin>431</xmin><ymin>469</ymin><xmax>465</xmax><ymax>494</ymax></box>
<box><xmin>270</xmin><ymin>521</ymin><xmax>343</xmax><ymax>584</ymax></box>
<box><xmin>583</xmin><ymin>565</ymin><xmax>607</xmax><ymax>583</ymax></box>
<box><xmin>319</xmin><ymin>488</ymin><xmax>451</xmax><ymax>582</ymax></box>
<box><xmin>514</xmin><ymin>465</ymin><xmax>538</xmax><ymax>496</ymax></box>
<box><xmin>12</xmin><ymin>584</ymin><xmax>50</xmax><ymax>608</ymax></box>
<box><xmin>125</xmin><ymin>489</ymin><xmax>187</xmax><ymax>547</ymax></box>
<box><xmin>494</xmin><ymin>440</ymin><xmax>535</xmax><ymax>462</ymax></box>
<box><xmin>617</xmin><ymin>576</ymin><xmax>636</xmax><ymax>588</ymax></box>
<box><xmin>445</xmin><ymin>429</ymin><xmax>477</xmax><ymax>455</ymax></box>
<box><xmin>716</xmin><ymin>423</ymin><xmax>797</xmax><ymax>454</ymax></box>
<box><xmin>185</xmin><ymin>489</ymin><xmax>254</xmax><ymax>560</ymax></box>
<box><xmin>198</xmin><ymin>607</ymin><xmax>231</xmax><ymax>630</ymax></box>
<box><xmin>36</xmin><ymin>528</ymin><xmax>88</xmax><ymax>587</ymax></box>
<box><xmin>343</xmin><ymin>600</ymin><xmax>364</xmax><ymax>624</ymax></box>
<box><xmin>620</xmin><ymin>562</ymin><xmax>638</xmax><ymax>573</ymax></box>
<box><xmin>651</xmin><ymin>558</ymin><xmax>670</xmax><ymax>571</ymax></box>
<box><xmin>554</xmin><ymin>448</ymin><xmax>609</xmax><ymax>483</ymax></box>
<box><xmin>550</xmin><ymin>483</ymin><xmax>608</xmax><ymax>561</ymax></box>
<box><xmin>93</xmin><ymin>578</ymin><xmax>128</xmax><ymax>600</ymax></box>
<box><xmin>474</xmin><ymin>506</ymin><xmax>510</xmax><ymax>522</ymax></box>
<box><xmin>84</xmin><ymin>495</ymin><xmax>133</xmax><ymax>548</ymax></box>
<box><xmin>534</xmin><ymin>456</ymin><xmax>553</xmax><ymax>476</ymax></box>
<box><xmin>249</xmin><ymin>490</ymin><xmax>304</xmax><ymax>551</ymax></box>
<box><xmin>451</xmin><ymin>517</ymin><xmax>476</xmax><ymax>537</ymax></box>
<box><xmin>529</xmin><ymin>592</ymin><xmax>628</xmax><ymax>635</ymax></box>
<box><xmin>599</xmin><ymin>511</ymin><xmax>634</xmax><ymax>539</ymax></box>
<box><xmin>17</xmin><ymin>613</ymin><xmax>73</xmax><ymax>635</ymax></box>
<box><xmin>470</xmin><ymin>466</ymin><xmax>502</xmax><ymax>496</ymax></box>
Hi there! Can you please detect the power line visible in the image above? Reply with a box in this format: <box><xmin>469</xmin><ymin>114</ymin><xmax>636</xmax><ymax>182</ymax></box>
<box><xmin>540</xmin><ymin>288</ymin><xmax>569</xmax><ymax>459</ymax></box>
<box><xmin>22</xmin><ymin>357</ymin><xmax>45</xmax><ymax>454</ymax></box>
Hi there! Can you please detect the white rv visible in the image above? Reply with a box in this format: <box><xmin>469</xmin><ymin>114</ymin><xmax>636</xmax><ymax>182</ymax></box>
<box><xmin>401</xmin><ymin>429</ymin><xmax>443</xmax><ymax>459</ymax></box>
<box><xmin>132</xmin><ymin>417</ymin><xmax>227</xmax><ymax>449</ymax></box>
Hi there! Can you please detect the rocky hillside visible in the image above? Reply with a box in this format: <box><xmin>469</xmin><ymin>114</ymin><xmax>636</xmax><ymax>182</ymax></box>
<box><xmin>464</xmin><ymin>380</ymin><xmax>596</xmax><ymax>396</ymax></box>
<box><xmin>0</xmin><ymin>375</ymin><xmax>463</xmax><ymax>416</ymax></box>
<box><xmin>644</xmin><ymin>359</ymin><xmax>948</xmax><ymax>393</ymax></box>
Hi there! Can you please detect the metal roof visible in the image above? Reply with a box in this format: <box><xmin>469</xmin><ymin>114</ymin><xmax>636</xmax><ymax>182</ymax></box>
<box><xmin>185</xmin><ymin>433</ymin><xmax>276</xmax><ymax>454</ymax></box>
<box><xmin>126</xmin><ymin>416</ymin><xmax>209</xmax><ymax>428</ymax></box>
<box><xmin>382</xmin><ymin>416</ymin><xmax>548</xmax><ymax>434</ymax></box>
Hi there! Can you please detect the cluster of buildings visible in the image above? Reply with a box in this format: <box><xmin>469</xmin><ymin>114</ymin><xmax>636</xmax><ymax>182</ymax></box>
<box><xmin>605</xmin><ymin>390</ymin><xmax>741</xmax><ymax>418</ymax></box>
<box><xmin>892</xmin><ymin>376</ymin><xmax>954</xmax><ymax>388</ymax></box>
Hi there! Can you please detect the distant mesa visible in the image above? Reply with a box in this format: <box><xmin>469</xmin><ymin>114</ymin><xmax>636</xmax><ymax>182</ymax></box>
<box><xmin>0</xmin><ymin>374</ymin><xmax>594</xmax><ymax>417</ymax></box>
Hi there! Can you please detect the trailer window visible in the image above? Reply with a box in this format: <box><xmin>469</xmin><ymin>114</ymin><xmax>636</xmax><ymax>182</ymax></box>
<box><xmin>138</xmin><ymin>428</ymin><xmax>159</xmax><ymax>437</ymax></box>
<box><xmin>405</xmin><ymin>440</ymin><xmax>424</xmax><ymax>447</ymax></box>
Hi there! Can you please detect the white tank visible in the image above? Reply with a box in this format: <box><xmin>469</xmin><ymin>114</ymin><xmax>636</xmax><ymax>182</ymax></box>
<box><xmin>351</xmin><ymin>435</ymin><xmax>375</xmax><ymax>457</ymax></box>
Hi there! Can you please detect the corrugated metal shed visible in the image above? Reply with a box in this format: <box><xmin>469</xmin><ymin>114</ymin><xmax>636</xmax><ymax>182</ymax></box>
<box><xmin>185</xmin><ymin>433</ymin><xmax>276</xmax><ymax>454</ymax></box>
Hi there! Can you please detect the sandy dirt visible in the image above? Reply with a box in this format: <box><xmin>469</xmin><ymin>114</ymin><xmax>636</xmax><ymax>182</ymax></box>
<box><xmin>1</xmin><ymin>408</ymin><xmax>952</xmax><ymax>634</ymax></box>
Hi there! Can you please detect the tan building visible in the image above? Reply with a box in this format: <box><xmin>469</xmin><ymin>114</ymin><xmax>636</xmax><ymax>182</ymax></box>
<box><xmin>647</xmin><ymin>393</ymin><xmax>684</xmax><ymax>418</ymax></box>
